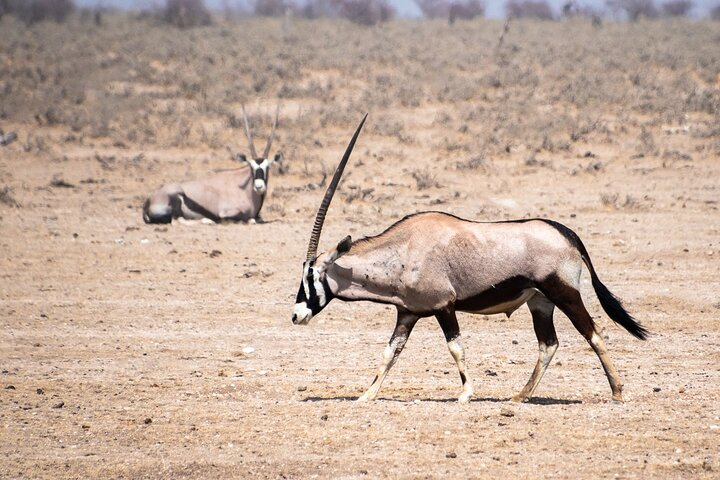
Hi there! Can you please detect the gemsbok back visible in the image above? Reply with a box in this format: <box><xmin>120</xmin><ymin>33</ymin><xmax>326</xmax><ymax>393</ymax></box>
<box><xmin>291</xmin><ymin>115</ymin><xmax>648</xmax><ymax>403</ymax></box>
<box><xmin>143</xmin><ymin>104</ymin><xmax>282</xmax><ymax>224</ymax></box>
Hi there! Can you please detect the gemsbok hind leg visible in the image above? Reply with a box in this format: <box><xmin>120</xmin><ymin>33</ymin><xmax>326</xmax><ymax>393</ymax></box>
<box><xmin>357</xmin><ymin>309</ymin><xmax>419</xmax><ymax>402</ymax></box>
<box><xmin>513</xmin><ymin>293</ymin><xmax>559</xmax><ymax>403</ymax></box>
<box><xmin>435</xmin><ymin>308</ymin><xmax>474</xmax><ymax>403</ymax></box>
<box><xmin>542</xmin><ymin>277</ymin><xmax>625</xmax><ymax>402</ymax></box>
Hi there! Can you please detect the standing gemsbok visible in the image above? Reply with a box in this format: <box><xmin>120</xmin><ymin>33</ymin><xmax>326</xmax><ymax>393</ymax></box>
<box><xmin>143</xmin><ymin>104</ymin><xmax>283</xmax><ymax>224</ymax></box>
<box><xmin>292</xmin><ymin>115</ymin><xmax>647</xmax><ymax>403</ymax></box>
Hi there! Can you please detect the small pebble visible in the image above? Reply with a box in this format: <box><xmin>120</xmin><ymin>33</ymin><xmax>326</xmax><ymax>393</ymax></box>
<box><xmin>36</xmin><ymin>388</ymin><xmax>44</xmax><ymax>395</ymax></box>
<box><xmin>320</xmin><ymin>415</ymin><xmax>328</xmax><ymax>421</ymax></box>
<box><xmin>297</xmin><ymin>386</ymin><xmax>307</xmax><ymax>392</ymax></box>
<box><xmin>446</xmin><ymin>452</ymin><xmax>457</xmax><ymax>458</ymax></box>
<box><xmin>653</xmin><ymin>387</ymin><xmax>661</xmax><ymax>392</ymax></box>
<box><xmin>500</xmin><ymin>408</ymin><xmax>515</xmax><ymax>418</ymax></box>
<box><xmin>52</xmin><ymin>402</ymin><xmax>64</xmax><ymax>409</ymax></box>
<box><xmin>144</xmin><ymin>418</ymin><xmax>152</xmax><ymax>425</ymax></box>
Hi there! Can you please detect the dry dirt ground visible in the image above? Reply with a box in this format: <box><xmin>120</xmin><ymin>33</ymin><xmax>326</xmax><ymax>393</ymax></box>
<box><xmin>1</xmin><ymin>15</ymin><xmax>720</xmax><ymax>480</ymax></box>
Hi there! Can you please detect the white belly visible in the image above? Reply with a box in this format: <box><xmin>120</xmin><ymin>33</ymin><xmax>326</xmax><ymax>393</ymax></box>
<box><xmin>465</xmin><ymin>289</ymin><xmax>538</xmax><ymax>316</ymax></box>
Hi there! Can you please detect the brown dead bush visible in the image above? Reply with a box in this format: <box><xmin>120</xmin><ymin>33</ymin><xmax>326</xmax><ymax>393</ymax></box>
<box><xmin>335</xmin><ymin>0</ymin><xmax>395</xmax><ymax>25</ymax></box>
<box><xmin>661</xmin><ymin>0</ymin><xmax>693</xmax><ymax>16</ymax></box>
<box><xmin>607</xmin><ymin>0</ymin><xmax>658</xmax><ymax>21</ymax></box>
<box><xmin>506</xmin><ymin>0</ymin><xmax>554</xmax><ymax>19</ymax></box>
<box><xmin>2</xmin><ymin>0</ymin><xmax>74</xmax><ymax>24</ymax></box>
<box><xmin>163</xmin><ymin>0</ymin><xmax>211</xmax><ymax>28</ymax></box>
<box><xmin>415</xmin><ymin>0</ymin><xmax>485</xmax><ymax>21</ymax></box>
<box><xmin>710</xmin><ymin>4</ymin><xmax>720</xmax><ymax>19</ymax></box>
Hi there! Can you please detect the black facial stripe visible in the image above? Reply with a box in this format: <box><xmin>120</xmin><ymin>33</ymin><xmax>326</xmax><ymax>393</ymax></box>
<box><xmin>306</xmin><ymin>269</ymin><xmax>317</xmax><ymax>306</ymax></box>
<box><xmin>321</xmin><ymin>276</ymin><xmax>334</xmax><ymax>305</ymax></box>
<box><xmin>254</xmin><ymin>167</ymin><xmax>266</xmax><ymax>182</ymax></box>
<box><xmin>296</xmin><ymin>264</ymin><xmax>333</xmax><ymax>316</ymax></box>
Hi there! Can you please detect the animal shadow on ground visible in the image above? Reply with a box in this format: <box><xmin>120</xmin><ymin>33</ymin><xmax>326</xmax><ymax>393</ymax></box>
<box><xmin>521</xmin><ymin>397</ymin><xmax>583</xmax><ymax>405</ymax></box>
<box><xmin>302</xmin><ymin>396</ymin><xmax>582</xmax><ymax>405</ymax></box>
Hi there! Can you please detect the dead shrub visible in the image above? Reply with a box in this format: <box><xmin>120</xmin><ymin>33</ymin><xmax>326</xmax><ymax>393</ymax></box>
<box><xmin>335</xmin><ymin>0</ymin><xmax>395</xmax><ymax>25</ymax></box>
<box><xmin>449</xmin><ymin>0</ymin><xmax>485</xmax><ymax>22</ymax></box>
<box><xmin>414</xmin><ymin>0</ymin><xmax>449</xmax><ymax>18</ymax></box>
<box><xmin>660</xmin><ymin>0</ymin><xmax>693</xmax><ymax>16</ymax></box>
<box><xmin>561</xmin><ymin>2</ymin><xmax>604</xmax><ymax>22</ymax></box>
<box><xmin>163</xmin><ymin>0</ymin><xmax>211</xmax><ymax>28</ymax></box>
<box><xmin>709</xmin><ymin>4</ymin><xmax>720</xmax><ymax>19</ymax></box>
<box><xmin>600</xmin><ymin>193</ymin><xmax>642</xmax><ymax>209</ymax></box>
<box><xmin>2</xmin><ymin>0</ymin><xmax>75</xmax><ymax>24</ymax></box>
<box><xmin>299</xmin><ymin>0</ymin><xmax>338</xmax><ymax>18</ymax></box>
<box><xmin>506</xmin><ymin>0</ymin><xmax>555</xmax><ymax>19</ymax></box>
<box><xmin>253</xmin><ymin>0</ymin><xmax>292</xmax><ymax>16</ymax></box>
<box><xmin>0</xmin><ymin>186</ymin><xmax>20</xmax><ymax>208</ymax></box>
<box><xmin>456</xmin><ymin>153</ymin><xmax>487</xmax><ymax>170</ymax></box>
<box><xmin>411</xmin><ymin>169</ymin><xmax>440</xmax><ymax>190</ymax></box>
<box><xmin>414</xmin><ymin>0</ymin><xmax>485</xmax><ymax>21</ymax></box>
<box><xmin>606</xmin><ymin>0</ymin><xmax>658</xmax><ymax>21</ymax></box>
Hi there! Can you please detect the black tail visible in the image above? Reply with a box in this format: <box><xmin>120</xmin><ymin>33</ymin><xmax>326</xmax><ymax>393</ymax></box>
<box><xmin>542</xmin><ymin>219</ymin><xmax>648</xmax><ymax>340</ymax></box>
<box><xmin>586</xmin><ymin>262</ymin><xmax>648</xmax><ymax>340</ymax></box>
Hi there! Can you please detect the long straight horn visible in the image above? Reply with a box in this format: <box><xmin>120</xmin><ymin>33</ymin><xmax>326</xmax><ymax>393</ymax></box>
<box><xmin>241</xmin><ymin>103</ymin><xmax>259</xmax><ymax>159</ymax></box>
<box><xmin>262</xmin><ymin>103</ymin><xmax>281</xmax><ymax>159</ymax></box>
<box><xmin>306</xmin><ymin>113</ymin><xmax>368</xmax><ymax>263</ymax></box>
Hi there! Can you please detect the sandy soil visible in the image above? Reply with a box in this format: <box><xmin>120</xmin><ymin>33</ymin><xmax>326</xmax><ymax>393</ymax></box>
<box><xmin>1</xmin><ymin>17</ymin><xmax>719</xmax><ymax>480</ymax></box>
<box><xmin>2</xmin><ymin>112</ymin><xmax>718</xmax><ymax>479</ymax></box>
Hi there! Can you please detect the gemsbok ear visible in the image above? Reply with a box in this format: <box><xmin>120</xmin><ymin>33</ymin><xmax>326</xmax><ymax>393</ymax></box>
<box><xmin>317</xmin><ymin>235</ymin><xmax>352</xmax><ymax>279</ymax></box>
<box><xmin>236</xmin><ymin>153</ymin><xmax>248</xmax><ymax>163</ymax></box>
<box><xmin>273</xmin><ymin>152</ymin><xmax>284</xmax><ymax>164</ymax></box>
<box><xmin>336</xmin><ymin>235</ymin><xmax>352</xmax><ymax>255</ymax></box>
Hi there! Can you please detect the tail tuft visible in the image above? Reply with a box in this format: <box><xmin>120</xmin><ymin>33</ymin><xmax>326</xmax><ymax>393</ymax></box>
<box><xmin>591</xmin><ymin>273</ymin><xmax>648</xmax><ymax>340</ymax></box>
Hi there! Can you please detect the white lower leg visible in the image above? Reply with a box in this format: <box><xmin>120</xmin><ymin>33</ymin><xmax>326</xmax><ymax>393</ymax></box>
<box><xmin>358</xmin><ymin>336</ymin><xmax>407</xmax><ymax>402</ymax></box>
<box><xmin>514</xmin><ymin>341</ymin><xmax>558</xmax><ymax>402</ymax></box>
<box><xmin>448</xmin><ymin>338</ymin><xmax>474</xmax><ymax>402</ymax></box>
<box><xmin>590</xmin><ymin>332</ymin><xmax>624</xmax><ymax>400</ymax></box>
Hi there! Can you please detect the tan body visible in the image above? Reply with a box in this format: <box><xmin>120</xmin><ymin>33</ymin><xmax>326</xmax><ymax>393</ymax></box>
<box><xmin>325</xmin><ymin>213</ymin><xmax>578</xmax><ymax>315</ymax></box>
<box><xmin>143</xmin><ymin>167</ymin><xmax>264</xmax><ymax>224</ymax></box>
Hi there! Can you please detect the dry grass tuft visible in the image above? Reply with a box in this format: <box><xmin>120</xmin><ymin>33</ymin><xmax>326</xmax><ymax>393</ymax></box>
<box><xmin>0</xmin><ymin>186</ymin><xmax>20</xmax><ymax>207</ymax></box>
<box><xmin>411</xmin><ymin>169</ymin><xmax>440</xmax><ymax>190</ymax></box>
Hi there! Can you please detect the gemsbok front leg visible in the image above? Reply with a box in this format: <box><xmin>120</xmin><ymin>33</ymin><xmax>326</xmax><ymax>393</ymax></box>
<box><xmin>513</xmin><ymin>293</ymin><xmax>559</xmax><ymax>402</ymax></box>
<box><xmin>357</xmin><ymin>309</ymin><xmax>419</xmax><ymax>402</ymax></box>
<box><xmin>435</xmin><ymin>308</ymin><xmax>474</xmax><ymax>402</ymax></box>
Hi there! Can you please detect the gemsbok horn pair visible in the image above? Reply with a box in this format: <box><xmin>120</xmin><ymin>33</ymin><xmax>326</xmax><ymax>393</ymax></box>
<box><xmin>292</xmin><ymin>115</ymin><xmax>647</xmax><ymax>403</ymax></box>
<box><xmin>143</xmin><ymin>104</ymin><xmax>283</xmax><ymax>224</ymax></box>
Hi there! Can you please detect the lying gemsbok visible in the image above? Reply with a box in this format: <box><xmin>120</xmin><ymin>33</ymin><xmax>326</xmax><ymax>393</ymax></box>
<box><xmin>292</xmin><ymin>115</ymin><xmax>647</xmax><ymax>403</ymax></box>
<box><xmin>143</xmin><ymin>105</ymin><xmax>282</xmax><ymax>224</ymax></box>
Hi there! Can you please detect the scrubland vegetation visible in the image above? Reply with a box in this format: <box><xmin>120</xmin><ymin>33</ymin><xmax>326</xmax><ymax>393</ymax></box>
<box><xmin>0</xmin><ymin>12</ymin><xmax>717</xmax><ymax>157</ymax></box>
